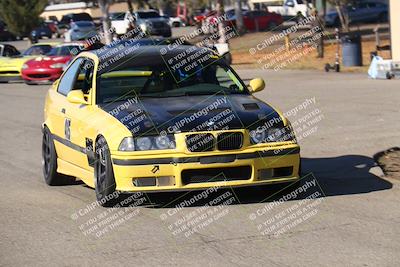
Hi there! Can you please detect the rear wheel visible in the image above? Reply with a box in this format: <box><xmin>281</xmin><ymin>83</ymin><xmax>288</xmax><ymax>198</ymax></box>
<box><xmin>42</xmin><ymin>127</ymin><xmax>70</xmax><ymax>185</ymax></box>
<box><xmin>268</xmin><ymin>21</ymin><xmax>278</xmax><ymax>31</ymax></box>
<box><xmin>94</xmin><ymin>136</ymin><xmax>117</xmax><ymax>207</ymax></box>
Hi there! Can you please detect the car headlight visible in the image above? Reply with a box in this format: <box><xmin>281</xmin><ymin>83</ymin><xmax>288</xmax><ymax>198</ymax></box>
<box><xmin>118</xmin><ymin>137</ymin><xmax>135</xmax><ymax>151</ymax></box>
<box><xmin>49</xmin><ymin>63</ymin><xmax>65</xmax><ymax>69</ymax></box>
<box><xmin>250</xmin><ymin>121</ymin><xmax>296</xmax><ymax>144</ymax></box>
<box><xmin>136</xmin><ymin>137</ymin><xmax>152</xmax><ymax>150</ymax></box>
<box><xmin>249</xmin><ymin>128</ymin><xmax>267</xmax><ymax>144</ymax></box>
<box><xmin>118</xmin><ymin>135</ymin><xmax>176</xmax><ymax>151</ymax></box>
<box><xmin>140</xmin><ymin>23</ymin><xmax>147</xmax><ymax>31</ymax></box>
<box><xmin>22</xmin><ymin>64</ymin><xmax>29</xmax><ymax>70</ymax></box>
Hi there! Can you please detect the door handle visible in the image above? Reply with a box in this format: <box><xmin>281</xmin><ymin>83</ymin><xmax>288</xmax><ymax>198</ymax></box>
<box><xmin>61</xmin><ymin>108</ymin><xmax>66</xmax><ymax>114</ymax></box>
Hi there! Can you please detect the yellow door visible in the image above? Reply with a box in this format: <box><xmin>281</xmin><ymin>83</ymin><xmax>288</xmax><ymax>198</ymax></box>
<box><xmin>61</xmin><ymin>58</ymin><xmax>97</xmax><ymax>170</ymax></box>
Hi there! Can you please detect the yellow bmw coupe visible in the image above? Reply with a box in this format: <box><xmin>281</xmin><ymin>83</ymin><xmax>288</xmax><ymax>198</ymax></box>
<box><xmin>0</xmin><ymin>42</ymin><xmax>58</xmax><ymax>82</ymax></box>
<box><xmin>42</xmin><ymin>45</ymin><xmax>300</xmax><ymax>206</ymax></box>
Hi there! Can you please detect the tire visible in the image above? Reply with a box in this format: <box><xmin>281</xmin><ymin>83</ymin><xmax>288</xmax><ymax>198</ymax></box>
<box><xmin>378</xmin><ymin>13</ymin><xmax>388</xmax><ymax>23</ymax></box>
<box><xmin>268</xmin><ymin>21</ymin><xmax>278</xmax><ymax>31</ymax></box>
<box><xmin>335</xmin><ymin>63</ymin><xmax>340</xmax><ymax>73</ymax></box>
<box><xmin>24</xmin><ymin>80</ymin><xmax>37</xmax><ymax>85</ymax></box>
<box><xmin>94</xmin><ymin>136</ymin><xmax>117</xmax><ymax>207</ymax></box>
<box><xmin>42</xmin><ymin>127</ymin><xmax>69</xmax><ymax>185</ymax></box>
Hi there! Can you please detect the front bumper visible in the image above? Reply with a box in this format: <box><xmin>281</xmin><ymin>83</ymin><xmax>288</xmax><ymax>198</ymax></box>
<box><xmin>0</xmin><ymin>67</ymin><xmax>22</xmax><ymax>82</ymax></box>
<box><xmin>0</xmin><ymin>74</ymin><xmax>22</xmax><ymax>82</ymax></box>
<box><xmin>111</xmin><ymin>145</ymin><xmax>300</xmax><ymax>192</ymax></box>
<box><xmin>147</xmin><ymin>27</ymin><xmax>171</xmax><ymax>36</ymax></box>
<box><xmin>21</xmin><ymin>68</ymin><xmax>63</xmax><ymax>83</ymax></box>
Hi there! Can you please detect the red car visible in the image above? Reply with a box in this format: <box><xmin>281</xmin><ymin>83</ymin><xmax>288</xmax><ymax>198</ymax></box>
<box><xmin>21</xmin><ymin>42</ymin><xmax>102</xmax><ymax>84</ymax></box>
<box><xmin>229</xmin><ymin>10</ymin><xmax>283</xmax><ymax>31</ymax></box>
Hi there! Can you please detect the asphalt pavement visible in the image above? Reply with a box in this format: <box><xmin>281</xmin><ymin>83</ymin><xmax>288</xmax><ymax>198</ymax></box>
<box><xmin>0</xmin><ymin>68</ymin><xmax>399</xmax><ymax>266</ymax></box>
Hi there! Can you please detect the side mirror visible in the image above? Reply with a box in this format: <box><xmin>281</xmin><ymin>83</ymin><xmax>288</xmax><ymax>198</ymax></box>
<box><xmin>67</xmin><ymin>90</ymin><xmax>87</xmax><ymax>104</ymax></box>
<box><xmin>248</xmin><ymin>78</ymin><xmax>265</xmax><ymax>93</ymax></box>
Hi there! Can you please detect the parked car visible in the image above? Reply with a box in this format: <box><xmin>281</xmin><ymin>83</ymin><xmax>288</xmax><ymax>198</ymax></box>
<box><xmin>325</xmin><ymin>1</ymin><xmax>388</xmax><ymax>27</ymax></box>
<box><xmin>0</xmin><ymin>42</ymin><xmax>58</xmax><ymax>83</ymax></box>
<box><xmin>0</xmin><ymin>20</ymin><xmax>17</xmax><ymax>41</ymax></box>
<box><xmin>193</xmin><ymin>10</ymin><xmax>215</xmax><ymax>27</ymax></box>
<box><xmin>109</xmin><ymin>11</ymin><xmax>134</xmax><ymax>35</ymax></box>
<box><xmin>134</xmin><ymin>10</ymin><xmax>172</xmax><ymax>37</ymax></box>
<box><xmin>169</xmin><ymin>16</ymin><xmax>186</xmax><ymax>27</ymax></box>
<box><xmin>57</xmin><ymin>12</ymin><xmax>94</xmax><ymax>38</ymax></box>
<box><xmin>201</xmin><ymin>8</ymin><xmax>248</xmax><ymax>34</ymax></box>
<box><xmin>42</xmin><ymin>45</ymin><xmax>300</xmax><ymax>206</ymax></box>
<box><xmin>30</xmin><ymin>23</ymin><xmax>53</xmax><ymax>39</ymax></box>
<box><xmin>21</xmin><ymin>43</ymin><xmax>90</xmax><ymax>84</ymax></box>
<box><xmin>255</xmin><ymin>0</ymin><xmax>312</xmax><ymax>20</ymax></box>
<box><xmin>0</xmin><ymin>44</ymin><xmax>20</xmax><ymax>57</ymax></box>
<box><xmin>241</xmin><ymin>10</ymin><xmax>284</xmax><ymax>31</ymax></box>
<box><xmin>65</xmin><ymin>21</ymin><xmax>97</xmax><ymax>41</ymax></box>
<box><xmin>225</xmin><ymin>8</ymin><xmax>248</xmax><ymax>21</ymax></box>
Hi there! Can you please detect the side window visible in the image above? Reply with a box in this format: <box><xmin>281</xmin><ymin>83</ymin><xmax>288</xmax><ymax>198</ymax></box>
<box><xmin>215</xmin><ymin>66</ymin><xmax>244</xmax><ymax>91</ymax></box>
<box><xmin>285</xmin><ymin>0</ymin><xmax>295</xmax><ymax>7</ymax></box>
<box><xmin>79</xmin><ymin>59</ymin><xmax>94</xmax><ymax>94</ymax></box>
<box><xmin>73</xmin><ymin>59</ymin><xmax>94</xmax><ymax>95</ymax></box>
<box><xmin>9</xmin><ymin>46</ymin><xmax>20</xmax><ymax>56</ymax></box>
<box><xmin>4</xmin><ymin>46</ymin><xmax>16</xmax><ymax>57</ymax></box>
<box><xmin>58</xmin><ymin>58</ymin><xmax>84</xmax><ymax>96</ymax></box>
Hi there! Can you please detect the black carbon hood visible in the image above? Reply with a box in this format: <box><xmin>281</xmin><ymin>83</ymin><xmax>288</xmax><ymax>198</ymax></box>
<box><xmin>100</xmin><ymin>94</ymin><xmax>284</xmax><ymax>135</ymax></box>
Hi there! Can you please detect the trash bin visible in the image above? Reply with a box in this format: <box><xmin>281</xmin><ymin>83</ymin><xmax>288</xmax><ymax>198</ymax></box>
<box><xmin>341</xmin><ymin>34</ymin><xmax>362</xmax><ymax>67</ymax></box>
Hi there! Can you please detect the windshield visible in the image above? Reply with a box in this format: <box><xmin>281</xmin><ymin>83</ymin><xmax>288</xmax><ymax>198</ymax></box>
<box><xmin>74</xmin><ymin>21</ymin><xmax>94</xmax><ymax>27</ymax></box>
<box><xmin>23</xmin><ymin>45</ymin><xmax>52</xmax><ymax>56</ymax></box>
<box><xmin>97</xmin><ymin>62</ymin><xmax>247</xmax><ymax>104</ymax></box>
<box><xmin>47</xmin><ymin>45</ymin><xmax>80</xmax><ymax>56</ymax></box>
<box><xmin>73</xmin><ymin>13</ymin><xmax>93</xmax><ymax>21</ymax></box>
<box><xmin>110</xmin><ymin>12</ymin><xmax>125</xmax><ymax>20</ymax></box>
<box><xmin>137</xmin><ymin>11</ymin><xmax>160</xmax><ymax>19</ymax></box>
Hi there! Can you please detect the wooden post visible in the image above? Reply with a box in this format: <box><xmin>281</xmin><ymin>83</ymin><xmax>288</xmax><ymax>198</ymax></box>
<box><xmin>285</xmin><ymin>34</ymin><xmax>290</xmax><ymax>51</ymax></box>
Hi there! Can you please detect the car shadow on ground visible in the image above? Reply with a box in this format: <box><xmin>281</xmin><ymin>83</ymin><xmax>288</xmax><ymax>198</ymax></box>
<box><xmin>133</xmin><ymin>154</ymin><xmax>393</xmax><ymax>209</ymax></box>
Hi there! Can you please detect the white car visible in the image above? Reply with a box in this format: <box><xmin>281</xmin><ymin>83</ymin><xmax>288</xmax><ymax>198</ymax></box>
<box><xmin>169</xmin><ymin>16</ymin><xmax>185</xmax><ymax>27</ymax></box>
<box><xmin>110</xmin><ymin>11</ymin><xmax>134</xmax><ymax>35</ymax></box>
<box><xmin>250</xmin><ymin>0</ymin><xmax>313</xmax><ymax>19</ymax></box>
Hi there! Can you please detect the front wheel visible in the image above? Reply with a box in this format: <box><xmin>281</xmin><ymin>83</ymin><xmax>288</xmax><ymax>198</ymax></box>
<box><xmin>42</xmin><ymin>127</ymin><xmax>70</xmax><ymax>185</ymax></box>
<box><xmin>94</xmin><ymin>136</ymin><xmax>117</xmax><ymax>207</ymax></box>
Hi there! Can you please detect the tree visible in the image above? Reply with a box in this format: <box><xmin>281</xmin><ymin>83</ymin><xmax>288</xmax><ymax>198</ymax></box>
<box><xmin>127</xmin><ymin>0</ymin><xmax>134</xmax><ymax>13</ymax></box>
<box><xmin>216</xmin><ymin>0</ymin><xmax>226</xmax><ymax>43</ymax></box>
<box><xmin>98</xmin><ymin>0</ymin><xmax>112</xmax><ymax>44</ymax></box>
<box><xmin>234</xmin><ymin>0</ymin><xmax>245</xmax><ymax>35</ymax></box>
<box><xmin>328</xmin><ymin>0</ymin><xmax>350</xmax><ymax>32</ymax></box>
<box><xmin>0</xmin><ymin>0</ymin><xmax>48</xmax><ymax>38</ymax></box>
